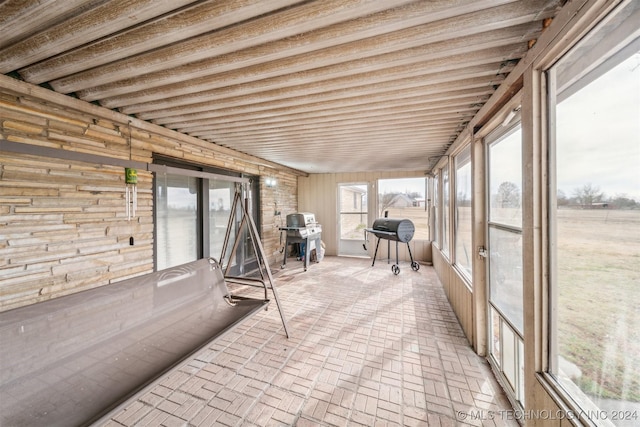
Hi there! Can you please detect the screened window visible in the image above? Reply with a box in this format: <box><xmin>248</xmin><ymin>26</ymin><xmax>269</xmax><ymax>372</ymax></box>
<box><xmin>378</xmin><ymin>177</ymin><xmax>428</xmax><ymax>240</ymax></box>
<box><xmin>454</xmin><ymin>146</ymin><xmax>472</xmax><ymax>279</ymax></box>
<box><xmin>548</xmin><ymin>2</ymin><xmax>639</xmax><ymax>422</ymax></box>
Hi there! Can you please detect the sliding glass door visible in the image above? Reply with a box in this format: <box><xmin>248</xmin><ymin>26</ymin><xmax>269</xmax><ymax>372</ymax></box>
<box><xmin>154</xmin><ymin>161</ymin><xmax>259</xmax><ymax>274</ymax></box>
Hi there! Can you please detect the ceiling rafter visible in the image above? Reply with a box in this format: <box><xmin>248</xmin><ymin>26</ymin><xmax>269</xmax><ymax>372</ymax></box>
<box><xmin>0</xmin><ymin>0</ymin><xmax>563</xmax><ymax>173</ymax></box>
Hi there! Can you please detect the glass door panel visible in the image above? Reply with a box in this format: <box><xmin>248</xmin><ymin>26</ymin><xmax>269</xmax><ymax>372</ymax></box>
<box><xmin>486</xmin><ymin>123</ymin><xmax>525</xmax><ymax>408</ymax></box>
<box><xmin>489</xmin><ymin>227</ymin><xmax>523</xmax><ymax>333</ymax></box>
<box><xmin>338</xmin><ymin>183</ymin><xmax>368</xmax><ymax>257</ymax></box>
<box><xmin>156</xmin><ymin>173</ymin><xmax>199</xmax><ymax>270</ymax></box>
<box><xmin>209</xmin><ymin>180</ymin><xmax>234</xmax><ymax>262</ymax></box>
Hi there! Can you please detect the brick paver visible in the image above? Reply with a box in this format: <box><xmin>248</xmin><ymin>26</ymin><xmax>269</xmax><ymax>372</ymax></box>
<box><xmin>102</xmin><ymin>257</ymin><xmax>516</xmax><ymax>426</ymax></box>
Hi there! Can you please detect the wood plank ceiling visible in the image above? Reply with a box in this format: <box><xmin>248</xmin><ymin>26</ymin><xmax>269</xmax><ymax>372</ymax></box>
<box><xmin>0</xmin><ymin>0</ymin><xmax>563</xmax><ymax>173</ymax></box>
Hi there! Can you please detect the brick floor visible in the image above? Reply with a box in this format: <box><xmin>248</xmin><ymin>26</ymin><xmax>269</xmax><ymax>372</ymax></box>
<box><xmin>100</xmin><ymin>256</ymin><xmax>516</xmax><ymax>426</ymax></box>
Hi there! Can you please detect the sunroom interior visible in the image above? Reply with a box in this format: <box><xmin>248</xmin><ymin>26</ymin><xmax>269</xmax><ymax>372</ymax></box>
<box><xmin>0</xmin><ymin>0</ymin><xmax>638</xmax><ymax>426</ymax></box>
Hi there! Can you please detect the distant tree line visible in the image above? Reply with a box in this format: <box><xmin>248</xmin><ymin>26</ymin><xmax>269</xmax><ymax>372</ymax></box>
<box><xmin>493</xmin><ymin>182</ymin><xmax>638</xmax><ymax>209</ymax></box>
<box><xmin>558</xmin><ymin>183</ymin><xmax>638</xmax><ymax>209</ymax></box>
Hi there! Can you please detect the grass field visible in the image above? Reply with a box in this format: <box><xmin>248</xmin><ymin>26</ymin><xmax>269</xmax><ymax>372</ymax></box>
<box><xmin>556</xmin><ymin>208</ymin><xmax>640</xmax><ymax>402</ymax></box>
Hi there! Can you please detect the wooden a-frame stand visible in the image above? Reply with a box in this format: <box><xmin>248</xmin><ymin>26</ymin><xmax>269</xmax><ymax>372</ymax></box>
<box><xmin>219</xmin><ymin>184</ymin><xmax>290</xmax><ymax>338</ymax></box>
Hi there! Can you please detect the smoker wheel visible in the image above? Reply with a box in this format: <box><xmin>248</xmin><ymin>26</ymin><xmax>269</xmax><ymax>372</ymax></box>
<box><xmin>411</xmin><ymin>261</ymin><xmax>420</xmax><ymax>271</ymax></box>
<box><xmin>392</xmin><ymin>264</ymin><xmax>400</xmax><ymax>275</ymax></box>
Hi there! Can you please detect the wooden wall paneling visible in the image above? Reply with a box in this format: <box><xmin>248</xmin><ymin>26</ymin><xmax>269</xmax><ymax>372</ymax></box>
<box><xmin>0</xmin><ymin>80</ymin><xmax>302</xmax><ymax>311</ymax></box>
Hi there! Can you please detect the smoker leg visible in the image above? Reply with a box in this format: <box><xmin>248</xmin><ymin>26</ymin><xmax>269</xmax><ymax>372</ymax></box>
<box><xmin>396</xmin><ymin>241</ymin><xmax>399</xmax><ymax>265</ymax></box>
<box><xmin>372</xmin><ymin>237</ymin><xmax>381</xmax><ymax>266</ymax></box>
<box><xmin>407</xmin><ymin>243</ymin><xmax>420</xmax><ymax>271</ymax></box>
<box><xmin>387</xmin><ymin>239</ymin><xmax>390</xmax><ymax>264</ymax></box>
<box><xmin>392</xmin><ymin>241</ymin><xmax>400</xmax><ymax>275</ymax></box>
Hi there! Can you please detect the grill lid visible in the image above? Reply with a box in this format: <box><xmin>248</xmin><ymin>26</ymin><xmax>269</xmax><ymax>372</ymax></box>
<box><xmin>286</xmin><ymin>212</ymin><xmax>316</xmax><ymax>227</ymax></box>
<box><xmin>371</xmin><ymin>218</ymin><xmax>415</xmax><ymax>242</ymax></box>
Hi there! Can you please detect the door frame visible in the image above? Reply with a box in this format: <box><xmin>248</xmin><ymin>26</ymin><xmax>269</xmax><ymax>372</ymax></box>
<box><xmin>337</xmin><ymin>182</ymin><xmax>369</xmax><ymax>257</ymax></box>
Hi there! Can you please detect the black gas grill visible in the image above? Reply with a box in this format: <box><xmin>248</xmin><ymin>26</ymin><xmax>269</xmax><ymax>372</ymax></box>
<box><xmin>365</xmin><ymin>218</ymin><xmax>419</xmax><ymax>275</ymax></box>
<box><xmin>279</xmin><ymin>212</ymin><xmax>322</xmax><ymax>271</ymax></box>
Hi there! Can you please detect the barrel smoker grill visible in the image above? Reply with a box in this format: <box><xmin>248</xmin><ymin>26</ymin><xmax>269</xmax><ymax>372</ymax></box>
<box><xmin>365</xmin><ymin>218</ymin><xmax>420</xmax><ymax>275</ymax></box>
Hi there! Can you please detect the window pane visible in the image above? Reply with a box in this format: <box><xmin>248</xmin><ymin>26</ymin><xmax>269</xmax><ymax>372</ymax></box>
<box><xmin>502</xmin><ymin>323</ymin><xmax>517</xmax><ymax>391</ymax></box>
<box><xmin>378</xmin><ymin>178</ymin><xmax>428</xmax><ymax>240</ymax></box>
<box><xmin>489</xmin><ymin>127</ymin><xmax>522</xmax><ymax>228</ymax></box>
<box><xmin>209</xmin><ymin>180</ymin><xmax>234</xmax><ymax>261</ymax></box>
<box><xmin>551</xmin><ymin>2</ymin><xmax>640</xmax><ymax>420</ymax></box>
<box><xmin>442</xmin><ymin>166</ymin><xmax>450</xmax><ymax>256</ymax></box>
<box><xmin>340</xmin><ymin>184</ymin><xmax>367</xmax><ymax>240</ymax></box>
<box><xmin>491</xmin><ymin>306</ymin><xmax>501</xmax><ymax>367</ymax></box>
<box><xmin>156</xmin><ymin>174</ymin><xmax>198</xmax><ymax>270</ymax></box>
<box><xmin>489</xmin><ymin>226</ymin><xmax>523</xmax><ymax>334</ymax></box>
<box><xmin>518</xmin><ymin>338</ymin><xmax>525</xmax><ymax>405</ymax></box>
<box><xmin>454</xmin><ymin>146</ymin><xmax>472</xmax><ymax>278</ymax></box>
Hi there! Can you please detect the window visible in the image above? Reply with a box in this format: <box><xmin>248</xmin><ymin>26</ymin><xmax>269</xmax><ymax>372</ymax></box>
<box><xmin>442</xmin><ymin>164</ymin><xmax>450</xmax><ymax>256</ymax></box>
<box><xmin>454</xmin><ymin>146</ymin><xmax>472</xmax><ymax>279</ymax></box>
<box><xmin>377</xmin><ymin>177</ymin><xmax>428</xmax><ymax>240</ymax></box>
<box><xmin>548</xmin><ymin>2</ymin><xmax>639</xmax><ymax>423</ymax></box>
<box><xmin>433</xmin><ymin>173</ymin><xmax>439</xmax><ymax>247</ymax></box>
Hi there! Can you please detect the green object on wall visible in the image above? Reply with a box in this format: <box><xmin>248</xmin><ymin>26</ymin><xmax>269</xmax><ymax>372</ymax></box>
<box><xmin>125</xmin><ymin>168</ymin><xmax>138</xmax><ymax>185</ymax></box>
